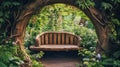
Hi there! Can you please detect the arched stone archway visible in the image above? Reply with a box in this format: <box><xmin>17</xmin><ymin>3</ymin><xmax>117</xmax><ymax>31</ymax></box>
<box><xmin>13</xmin><ymin>0</ymin><xmax>109</xmax><ymax>63</ymax></box>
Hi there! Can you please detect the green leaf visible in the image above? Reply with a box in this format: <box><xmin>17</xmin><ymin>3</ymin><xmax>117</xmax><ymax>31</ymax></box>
<box><xmin>102</xmin><ymin>59</ymin><xmax>114</xmax><ymax>65</ymax></box>
<box><xmin>87</xmin><ymin>0</ymin><xmax>95</xmax><ymax>7</ymax></box>
<box><xmin>5</xmin><ymin>14</ymin><xmax>9</xmax><ymax>18</ymax></box>
<box><xmin>101</xmin><ymin>2</ymin><xmax>113</xmax><ymax>9</ymax></box>
<box><xmin>112</xmin><ymin>18</ymin><xmax>120</xmax><ymax>25</ymax></box>
<box><xmin>3</xmin><ymin>1</ymin><xmax>12</xmax><ymax>7</ymax></box>
<box><xmin>0</xmin><ymin>62</ymin><xmax>7</xmax><ymax>67</ymax></box>
<box><xmin>12</xmin><ymin>2</ymin><xmax>20</xmax><ymax>6</ymax></box>
<box><xmin>113</xmin><ymin>51</ymin><xmax>120</xmax><ymax>59</ymax></box>
<box><xmin>114</xmin><ymin>60</ymin><xmax>120</xmax><ymax>66</ymax></box>
<box><xmin>0</xmin><ymin>18</ymin><xmax>4</xmax><ymax>23</ymax></box>
<box><xmin>61</xmin><ymin>12</ymin><xmax>68</xmax><ymax>16</ymax></box>
<box><xmin>112</xmin><ymin>0</ymin><xmax>120</xmax><ymax>4</ymax></box>
<box><xmin>0</xmin><ymin>11</ymin><xmax>3</xmax><ymax>17</ymax></box>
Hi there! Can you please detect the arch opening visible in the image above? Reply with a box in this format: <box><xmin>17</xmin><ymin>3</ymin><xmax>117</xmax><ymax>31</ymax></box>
<box><xmin>25</xmin><ymin>3</ymin><xmax>98</xmax><ymax>53</ymax></box>
<box><xmin>13</xmin><ymin>0</ymin><xmax>110</xmax><ymax>64</ymax></box>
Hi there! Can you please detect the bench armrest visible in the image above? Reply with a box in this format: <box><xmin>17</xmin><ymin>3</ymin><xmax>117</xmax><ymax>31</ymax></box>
<box><xmin>35</xmin><ymin>34</ymin><xmax>41</xmax><ymax>46</ymax></box>
<box><xmin>77</xmin><ymin>36</ymin><xmax>82</xmax><ymax>46</ymax></box>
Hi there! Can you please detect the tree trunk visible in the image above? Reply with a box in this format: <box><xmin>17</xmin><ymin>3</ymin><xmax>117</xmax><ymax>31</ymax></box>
<box><xmin>13</xmin><ymin>3</ymin><xmax>38</xmax><ymax>67</ymax></box>
<box><xmin>13</xmin><ymin>15</ymin><xmax>32</xmax><ymax>66</ymax></box>
<box><xmin>83</xmin><ymin>7</ymin><xmax>110</xmax><ymax>54</ymax></box>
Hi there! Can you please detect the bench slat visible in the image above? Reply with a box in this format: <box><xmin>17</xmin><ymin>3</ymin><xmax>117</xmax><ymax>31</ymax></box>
<box><xmin>54</xmin><ymin>33</ymin><xmax>57</xmax><ymax>44</ymax></box>
<box><xmin>62</xmin><ymin>34</ymin><xmax>65</xmax><ymax>44</ymax></box>
<box><xmin>70</xmin><ymin>35</ymin><xmax>74</xmax><ymax>45</ymax></box>
<box><xmin>58</xmin><ymin>33</ymin><xmax>61</xmax><ymax>44</ymax></box>
<box><xmin>49</xmin><ymin>33</ymin><xmax>53</xmax><ymax>44</ymax></box>
<box><xmin>45</xmin><ymin>34</ymin><xmax>48</xmax><ymax>44</ymax></box>
<box><xmin>41</xmin><ymin>35</ymin><xmax>44</xmax><ymax>45</ymax></box>
<box><xmin>66</xmin><ymin>34</ymin><xmax>69</xmax><ymax>44</ymax></box>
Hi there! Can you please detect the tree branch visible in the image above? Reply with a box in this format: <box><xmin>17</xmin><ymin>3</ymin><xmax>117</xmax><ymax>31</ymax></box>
<box><xmin>82</xmin><ymin>0</ymin><xmax>105</xmax><ymax>26</ymax></box>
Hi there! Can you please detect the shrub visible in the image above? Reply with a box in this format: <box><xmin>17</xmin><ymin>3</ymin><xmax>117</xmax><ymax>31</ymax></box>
<box><xmin>78</xmin><ymin>48</ymin><xmax>120</xmax><ymax>67</ymax></box>
<box><xmin>0</xmin><ymin>42</ymin><xmax>24</xmax><ymax>67</ymax></box>
<box><xmin>32</xmin><ymin>60</ymin><xmax>43</xmax><ymax>67</ymax></box>
<box><xmin>74</xmin><ymin>26</ymin><xmax>98</xmax><ymax>49</ymax></box>
<box><xmin>31</xmin><ymin>51</ymin><xmax>45</xmax><ymax>60</ymax></box>
<box><xmin>30</xmin><ymin>51</ymin><xmax>45</xmax><ymax>67</ymax></box>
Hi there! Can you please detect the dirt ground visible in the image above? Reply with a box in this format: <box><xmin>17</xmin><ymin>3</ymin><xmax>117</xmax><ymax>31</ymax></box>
<box><xmin>39</xmin><ymin>51</ymin><xmax>82</xmax><ymax>67</ymax></box>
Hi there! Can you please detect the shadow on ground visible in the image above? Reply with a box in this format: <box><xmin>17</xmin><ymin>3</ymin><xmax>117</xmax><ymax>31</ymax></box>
<box><xmin>39</xmin><ymin>51</ymin><xmax>82</xmax><ymax>67</ymax></box>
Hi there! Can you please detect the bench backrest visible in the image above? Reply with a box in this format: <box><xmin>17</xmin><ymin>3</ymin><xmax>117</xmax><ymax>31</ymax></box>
<box><xmin>35</xmin><ymin>32</ymin><xmax>81</xmax><ymax>46</ymax></box>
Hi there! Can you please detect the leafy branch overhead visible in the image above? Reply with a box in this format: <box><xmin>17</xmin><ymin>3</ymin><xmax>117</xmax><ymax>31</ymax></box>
<box><xmin>76</xmin><ymin>0</ymin><xmax>95</xmax><ymax>9</ymax></box>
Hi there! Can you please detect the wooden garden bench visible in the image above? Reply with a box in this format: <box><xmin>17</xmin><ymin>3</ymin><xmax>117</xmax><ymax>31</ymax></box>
<box><xmin>30</xmin><ymin>32</ymin><xmax>82</xmax><ymax>51</ymax></box>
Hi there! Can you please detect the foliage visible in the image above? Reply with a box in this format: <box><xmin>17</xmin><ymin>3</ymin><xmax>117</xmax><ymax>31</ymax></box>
<box><xmin>31</xmin><ymin>51</ymin><xmax>45</xmax><ymax>60</ymax></box>
<box><xmin>0</xmin><ymin>41</ymin><xmax>24</xmax><ymax>67</ymax></box>
<box><xmin>76</xmin><ymin>0</ymin><xmax>95</xmax><ymax>9</ymax></box>
<box><xmin>0</xmin><ymin>0</ymin><xmax>20</xmax><ymax>23</ymax></box>
<box><xmin>0</xmin><ymin>1</ymin><xmax>31</xmax><ymax>66</ymax></box>
<box><xmin>30</xmin><ymin>51</ymin><xmax>44</xmax><ymax>67</ymax></box>
<box><xmin>74</xmin><ymin>26</ymin><xmax>97</xmax><ymax>49</ymax></box>
<box><xmin>78</xmin><ymin>48</ymin><xmax>120</xmax><ymax>67</ymax></box>
<box><xmin>78</xmin><ymin>48</ymin><xmax>103</xmax><ymax>67</ymax></box>
<box><xmin>32</xmin><ymin>60</ymin><xmax>43</xmax><ymax>67</ymax></box>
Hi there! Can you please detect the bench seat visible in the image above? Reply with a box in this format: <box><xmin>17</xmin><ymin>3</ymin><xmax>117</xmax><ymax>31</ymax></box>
<box><xmin>30</xmin><ymin>45</ymin><xmax>81</xmax><ymax>51</ymax></box>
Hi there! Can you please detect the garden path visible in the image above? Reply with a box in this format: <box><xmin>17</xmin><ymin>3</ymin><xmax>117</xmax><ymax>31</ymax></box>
<box><xmin>39</xmin><ymin>51</ymin><xmax>81</xmax><ymax>67</ymax></box>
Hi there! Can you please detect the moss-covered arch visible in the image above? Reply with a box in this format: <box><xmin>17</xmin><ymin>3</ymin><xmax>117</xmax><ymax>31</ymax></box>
<box><xmin>13</xmin><ymin>0</ymin><xmax>109</xmax><ymax>64</ymax></box>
